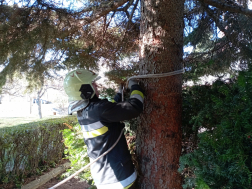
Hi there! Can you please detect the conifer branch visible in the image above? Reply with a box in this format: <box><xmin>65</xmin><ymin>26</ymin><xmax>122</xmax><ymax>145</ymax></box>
<box><xmin>201</xmin><ymin>3</ymin><xmax>229</xmax><ymax>37</ymax></box>
<box><xmin>77</xmin><ymin>0</ymin><xmax>130</xmax><ymax>23</ymax></box>
<box><xmin>198</xmin><ymin>0</ymin><xmax>252</xmax><ymax>17</ymax></box>
<box><xmin>128</xmin><ymin>0</ymin><xmax>139</xmax><ymax>25</ymax></box>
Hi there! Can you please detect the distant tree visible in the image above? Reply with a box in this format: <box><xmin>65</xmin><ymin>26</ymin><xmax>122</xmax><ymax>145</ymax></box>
<box><xmin>0</xmin><ymin>71</ymin><xmax>64</xmax><ymax>118</ymax></box>
<box><xmin>0</xmin><ymin>74</ymin><xmax>27</xmax><ymax>103</ymax></box>
<box><xmin>32</xmin><ymin>74</ymin><xmax>64</xmax><ymax>119</ymax></box>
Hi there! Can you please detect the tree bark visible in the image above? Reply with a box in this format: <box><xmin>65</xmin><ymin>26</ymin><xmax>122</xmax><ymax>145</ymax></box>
<box><xmin>137</xmin><ymin>0</ymin><xmax>184</xmax><ymax>188</ymax></box>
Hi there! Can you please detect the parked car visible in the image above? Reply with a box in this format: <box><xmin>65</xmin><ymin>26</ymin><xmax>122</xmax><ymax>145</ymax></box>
<box><xmin>33</xmin><ymin>99</ymin><xmax>50</xmax><ymax>104</ymax></box>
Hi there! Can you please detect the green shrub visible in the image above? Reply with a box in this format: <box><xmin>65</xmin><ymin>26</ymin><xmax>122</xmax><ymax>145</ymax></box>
<box><xmin>0</xmin><ymin>116</ymin><xmax>77</xmax><ymax>187</ymax></box>
<box><xmin>62</xmin><ymin>123</ymin><xmax>93</xmax><ymax>184</ymax></box>
<box><xmin>180</xmin><ymin>69</ymin><xmax>252</xmax><ymax>189</ymax></box>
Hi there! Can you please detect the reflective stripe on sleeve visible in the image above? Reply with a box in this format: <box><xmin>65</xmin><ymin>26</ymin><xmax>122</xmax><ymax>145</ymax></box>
<box><xmin>124</xmin><ymin>181</ymin><xmax>135</xmax><ymax>189</ymax></box>
<box><xmin>131</xmin><ymin>90</ymin><xmax>144</xmax><ymax>98</ymax></box>
<box><xmin>130</xmin><ymin>94</ymin><xmax>144</xmax><ymax>103</ymax></box>
<box><xmin>96</xmin><ymin>171</ymin><xmax>137</xmax><ymax>189</ymax></box>
<box><xmin>82</xmin><ymin>126</ymin><xmax>108</xmax><ymax>138</ymax></box>
<box><xmin>130</xmin><ymin>90</ymin><xmax>144</xmax><ymax>103</ymax></box>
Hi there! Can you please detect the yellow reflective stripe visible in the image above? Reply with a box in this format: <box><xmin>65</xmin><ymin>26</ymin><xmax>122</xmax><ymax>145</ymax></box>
<box><xmin>83</xmin><ymin>126</ymin><xmax>108</xmax><ymax>138</ymax></box>
<box><xmin>131</xmin><ymin>90</ymin><xmax>144</xmax><ymax>99</ymax></box>
<box><xmin>124</xmin><ymin>181</ymin><xmax>134</xmax><ymax>189</ymax></box>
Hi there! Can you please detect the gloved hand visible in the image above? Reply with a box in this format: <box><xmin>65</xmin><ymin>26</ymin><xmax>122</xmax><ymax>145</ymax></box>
<box><xmin>128</xmin><ymin>79</ymin><xmax>138</xmax><ymax>89</ymax></box>
<box><xmin>117</xmin><ymin>84</ymin><xmax>123</xmax><ymax>93</ymax></box>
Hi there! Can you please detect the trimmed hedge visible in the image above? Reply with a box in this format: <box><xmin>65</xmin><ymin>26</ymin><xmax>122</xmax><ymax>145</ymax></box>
<box><xmin>0</xmin><ymin>116</ymin><xmax>78</xmax><ymax>186</ymax></box>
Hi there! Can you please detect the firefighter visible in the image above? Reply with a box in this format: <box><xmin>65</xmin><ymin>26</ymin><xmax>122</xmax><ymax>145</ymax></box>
<box><xmin>63</xmin><ymin>69</ymin><xmax>144</xmax><ymax>189</ymax></box>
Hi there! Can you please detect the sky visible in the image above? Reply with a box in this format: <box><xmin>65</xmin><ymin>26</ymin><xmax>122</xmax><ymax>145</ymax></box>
<box><xmin>4</xmin><ymin>0</ymin><xmax>85</xmax><ymax>10</ymax></box>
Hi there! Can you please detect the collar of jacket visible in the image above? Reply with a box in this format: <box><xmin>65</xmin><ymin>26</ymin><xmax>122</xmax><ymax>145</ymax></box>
<box><xmin>68</xmin><ymin>100</ymin><xmax>89</xmax><ymax>115</ymax></box>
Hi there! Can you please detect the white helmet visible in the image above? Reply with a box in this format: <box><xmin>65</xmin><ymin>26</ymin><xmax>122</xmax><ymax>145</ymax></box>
<box><xmin>64</xmin><ymin>69</ymin><xmax>100</xmax><ymax>114</ymax></box>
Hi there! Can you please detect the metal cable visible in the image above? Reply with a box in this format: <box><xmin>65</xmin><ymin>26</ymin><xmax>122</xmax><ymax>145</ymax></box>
<box><xmin>123</xmin><ymin>68</ymin><xmax>185</xmax><ymax>100</ymax></box>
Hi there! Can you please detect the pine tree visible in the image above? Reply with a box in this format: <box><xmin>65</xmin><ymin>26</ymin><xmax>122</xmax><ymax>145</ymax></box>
<box><xmin>1</xmin><ymin>0</ymin><xmax>252</xmax><ymax>188</ymax></box>
<box><xmin>0</xmin><ymin>0</ymin><xmax>140</xmax><ymax>88</ymax></box>
<box><xmin>183</xmin><ymin>0</ymin><xmax>252</xmax><ymax>82</ymax></box>
<box><xmin>136</xmin><ymin>0</ymin><xmax>184</xmax><ymax>188</ymax></box>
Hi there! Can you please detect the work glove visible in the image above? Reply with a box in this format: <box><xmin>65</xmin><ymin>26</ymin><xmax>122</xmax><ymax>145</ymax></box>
<box><xmin>128</xmin><ymin>79</ymin><xmax>138</xmax><ymax>89</ymax></box>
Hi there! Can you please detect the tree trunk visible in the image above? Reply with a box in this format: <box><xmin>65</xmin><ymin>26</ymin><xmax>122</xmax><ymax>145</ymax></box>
<box><xmin>30</xmin><ymin>96</ymin><xmax>33</xmax><ymax>114</ymax></box>
<box><xmin>137</xmin><ymin>0</ymin><xmax>184</xmax><ymax>188</ymax></box>
<box><xmin>37</xmin><ymin>92</ymin><xmax>42</xmax><ymax>119</ymax></box>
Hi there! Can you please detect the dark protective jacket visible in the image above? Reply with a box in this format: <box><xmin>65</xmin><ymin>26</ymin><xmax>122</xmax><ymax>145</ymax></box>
<box><xmin>77</xmin><ymin>84</ymin><xmax>144</xmax><ymax>189</ymax></box>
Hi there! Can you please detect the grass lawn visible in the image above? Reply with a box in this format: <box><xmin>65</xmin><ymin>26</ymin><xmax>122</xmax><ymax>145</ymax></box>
<box><xmin>0</xmin><ymin>115</ymin><xmax>64</xmax><ymax>128</ymax></box>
